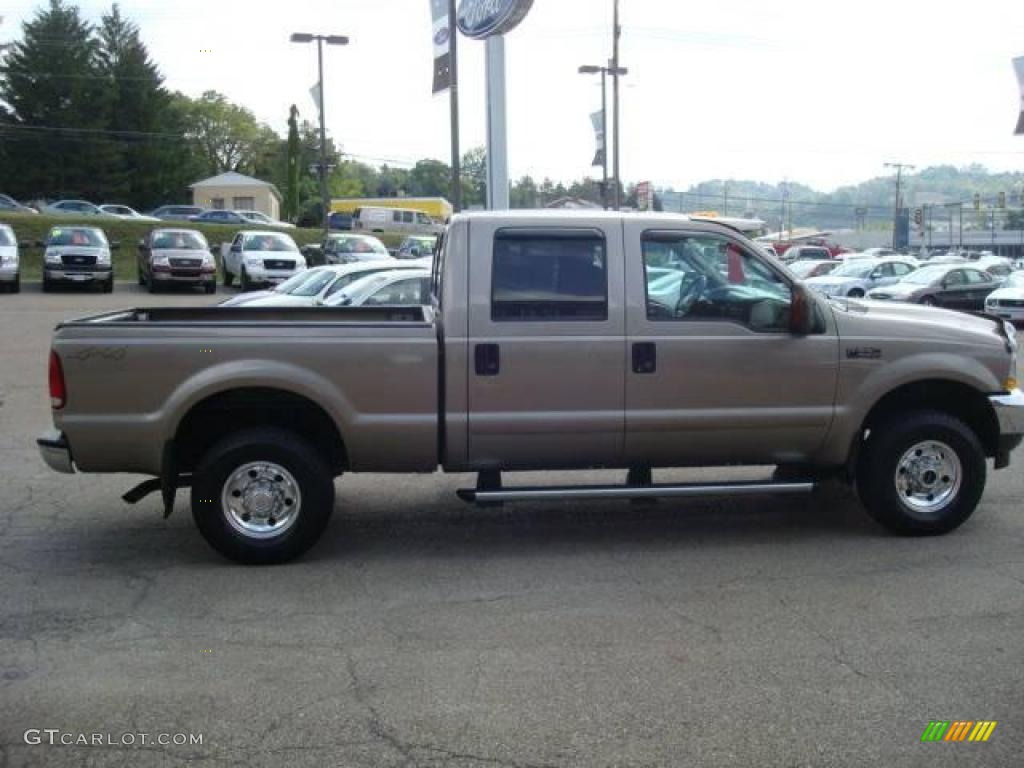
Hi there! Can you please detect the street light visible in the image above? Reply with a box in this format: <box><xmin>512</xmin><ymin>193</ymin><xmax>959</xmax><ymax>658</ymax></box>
<box><xmin>291</xmin><ymin>32</ymin><xmax>349</xmax><ymax>239</ymax></box>
<box><xmin>579</xmin><ymin>63</ymin><xmax>627</xmax><ymax>210</ymax></box>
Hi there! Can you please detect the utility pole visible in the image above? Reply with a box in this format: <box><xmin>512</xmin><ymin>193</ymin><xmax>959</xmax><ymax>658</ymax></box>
<box><xmin>884</xmin><ymin>161</ymin><xmax>915</xmax><ymax>249</ymax></box>
<box><xmin>579</xmin><ymin>64</ymin><xmax>621</xmax><ymax>209</ymax></box>
<box><xmin>448</xmin><ymin>0</ymin><xmax>461</xmax><ymax>212</ymax></box>
<box><xmin>611</xmin><ymin>0</ymin><xmax>622</xmax><ymax>209</ymax></box>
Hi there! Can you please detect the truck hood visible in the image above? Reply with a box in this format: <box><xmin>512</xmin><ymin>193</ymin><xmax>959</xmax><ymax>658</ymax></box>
<box><xmin>832</xmin><ymin>297</ymin><xmax>1008</xmax><ymax>349</ymax></box>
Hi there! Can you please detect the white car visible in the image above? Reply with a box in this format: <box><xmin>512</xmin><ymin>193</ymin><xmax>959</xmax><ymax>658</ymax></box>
<box><xmin>322</xmin><ymin>268</ymin><xmax>432</xmax><ymax>308</ymax></box>
<box><xmin>98</xmin><ymin>204</ymin><xmax>160</xmax><ymax>222</ymax></box>
<box><xmin>804</xmin><ymin>258</ymin><xmax>918</xmax><ymax>298</ymax></box>
<box><xmin>237</xmin><ymin>210</ymin><xmax>296</xmax><ymax>229</ymax></box>
<box><xmin>0</xmin><ymin>223</ymin><xmax>20</xmax><ymax>293</ymax></box>
<box><xmin>220</xmin><ymin>261</ymin><xmax>429</xmax><ymax>307</ymax></box>
<box><xmin>222</xmin><ymin>231</ymin><xmax>306</xmax><ymax>291</ymax></box>
<box><xmin>984</xmin><ymin>271</ymin><xmax>1024</xmax><ymax>323</ymax></box>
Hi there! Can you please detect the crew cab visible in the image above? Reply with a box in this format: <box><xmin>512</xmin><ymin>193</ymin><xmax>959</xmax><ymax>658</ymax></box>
<box><xmin>37</xmin><ymin>212</ymin><xmax>1024</xmax><ymax>564</ymax></box>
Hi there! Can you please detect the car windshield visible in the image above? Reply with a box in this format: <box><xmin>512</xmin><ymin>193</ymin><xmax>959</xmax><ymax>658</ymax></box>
<box><xmin>790</xmin><ymin>261</ymin><xmax>826</xmax><ymax>278</ymax></box>
<box><xmin>243</xmin><ymin>234</ymin><xmax>297</xmax><ymax>252</ymax></box>
<box><xmin>153</xmin><ymin>231</ymin><xmax>206</xmax><ymax>250</ymax></box>
<box><xmin>330</xmin><ymin>237</ymin><xmax>385</xmax><ymax>254</ymax></box>
<box><xmin>49</xmin><ymin>228</ymin><xmax>107</xmax><ymax>247</ymax></box>
<box><xmin>272</xmin><ymin>270</ymin><xmax>323</xmax><ymax>293</ymax></box>
<box><xmin>831</xmin><ymin>261</ymin><xmax>876</xmax><ymax>278</ymax></box>
<box><xmin>902</xmin><ymin>266</ymin><xmax>947</xmax><ymax>285</ymax></box>
<box><xmin>286</xmin><ymin>269</ymin><xmax>338</xmax><ymax>297</ymax></box>
<box><xmin>0</xmin><ymin>229</ymin><xmax>14</xmax><ymax>246</ymax></box>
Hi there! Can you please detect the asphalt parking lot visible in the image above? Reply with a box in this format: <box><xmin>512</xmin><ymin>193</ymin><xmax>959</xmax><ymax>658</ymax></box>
<box><xmin>1</xmin><ymin>284</ymin><xmax>1022</xmax><ymax>767</ymax></box>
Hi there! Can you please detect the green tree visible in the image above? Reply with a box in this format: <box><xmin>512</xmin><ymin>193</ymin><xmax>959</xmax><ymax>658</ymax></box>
<box><xmin>285</xmin><ymin>105</ymin><xmax>300</xmax><ymax>221</ymax></box>
<box><xmin>460</xmin><ymin>146</ymin><xmax>486</xmax><ymax>207</ymax></box>
<box><xmin>0</xmin><ymin>0</ymin><xmax>111</xmax><ymax>199</ymax></box>
<box><xmin>407</xmin><ymin>159</ymin><xmax>449</xmax><ymax>197</ymax></box>
<box><xmin>177</xmin><ymin>90</ymin><xmax>269</xmax><ymax>175</ymax></box>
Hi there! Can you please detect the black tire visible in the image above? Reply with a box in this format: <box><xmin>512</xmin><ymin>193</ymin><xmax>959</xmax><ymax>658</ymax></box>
<box><xmin>191</xmin><ymin>428</ymin><xmax>335</xmax><ymax>564</ymax></box>
<box><xmin>856</xmin><ymin>410</ymin><xmax>986</xmax><ymax>536</ymax></box>
<box><xmin>42</xmin><ymin>277</ymin><xmax>52</xmax><ymax>293</ymax></box>
<box><xmin>223</xmin><ymin>266</ymin><xmax>234</xmax><ymax>287</ymax></box>
<box><xmin>137</xmin><ymin>267</ymin><xmax>145</xmax><ymax>286</ymax></box>
<box><xmin>11</xmin><ymin>276</ymin><xmax>19</xmax><ymax>294</ymax></box>
<box><xmin>103</xmin><ymin>278</ymin><xmax>114</xmax><ymax>294</ymax></box>
<box><xmin>204</xmin><ymin>281</ymin><xmax>217</xmax><ymax>295</ymax></box>
<box><xmin>847</xmin><ymin>288</ymin><xmax>865</xmax><ymax>298</ymax></box>
<box><xmin>239</xmin><ymin>267</ymin><xmax>251</xmax><ymax>292</ymax></box>
<box><xmin>920</xmin><ymin>296</ymin><xmax>936</xmax><ymax>307</ymax></box>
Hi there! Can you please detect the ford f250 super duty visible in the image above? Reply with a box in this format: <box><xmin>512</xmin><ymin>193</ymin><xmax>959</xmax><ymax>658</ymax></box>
<box><xmin>37</xmin><ymin>211</ymin><xmax>1024</xmax><ymax>563</ymax></box>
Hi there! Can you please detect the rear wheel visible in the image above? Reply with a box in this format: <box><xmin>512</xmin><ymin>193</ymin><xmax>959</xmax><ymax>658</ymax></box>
<box><xmin>856</xmin><ymin>410</ymin><xmax>985</xmax><ymax>535</ymax></box>
<box><xmin>204</xmin><ymin>281</ymin><xmax>216</xmax><ymax>295</ymax></box>
<box><xmin>191</xmin><ymin>428</ymin><xmax>335</xmax><ymax>564</ymax></box>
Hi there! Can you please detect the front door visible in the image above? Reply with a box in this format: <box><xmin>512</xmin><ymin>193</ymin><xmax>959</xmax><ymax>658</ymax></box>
<box><xmin>466</xmin><ymin>220</ymin><xmax>626</xmax><ymax>469</ymax></box>
<box><xmin>624</xmin><ymin>223</ymin><xmax>839</xmax><ymax>466</ymax></box>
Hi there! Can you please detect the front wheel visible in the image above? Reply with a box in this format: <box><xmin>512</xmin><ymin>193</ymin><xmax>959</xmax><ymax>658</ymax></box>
<box><xmin>191</xmin><ymin>428</ymin><xmax>335</xmax><ymax>564</ymax></box>
<box><xmin>856</xmin><ymin>410</ymin><xmax>986</xmax><ymax>535</ymax></box>
<box><xmin>847</xmin><ymin>288</ymin><xmax>865</xmax><ymax>298</ymax></box>
<box><xmin>222</xmin><ymin>265</ymin><xmax>234</xmax><ymax>287</ymax></box>
<box><xmin>920</xmin><ymin>296</ymin><xmax>936</xmax><ymax>307</ymax></box>
<box><xmin>239</xmin><ymin>267</ymin><xmax>251</xmax><ymax>292</ymax></box>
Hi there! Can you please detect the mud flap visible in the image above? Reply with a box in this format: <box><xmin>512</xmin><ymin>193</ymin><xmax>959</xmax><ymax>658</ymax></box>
<box><xmin>121</xmin><ymin>442</ymin><xmax>189</xmax><ymax>518</ymax></box>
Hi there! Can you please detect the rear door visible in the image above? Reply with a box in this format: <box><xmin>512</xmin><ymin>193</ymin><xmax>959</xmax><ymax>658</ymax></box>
<box><xmin>466</xmin><ymin>220</ymin><xmax>626</xmax><ymax>469</ymax></box>
<box><xmin>938</xmin><ymin>269</ymin><xmax>967</xmax><ymax>308</ymax></box>
<box><xmin>624</xmin><ymin>223</ymin><xmax>838</xmax><ymax>466</ymax></box>
<box><xmin>964</xmin><ymin>268</ymin><xmax>995</xmax><ymax>309</ymax></box>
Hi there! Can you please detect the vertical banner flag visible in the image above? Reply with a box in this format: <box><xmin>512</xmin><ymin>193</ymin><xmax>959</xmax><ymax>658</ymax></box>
<box><xmin>309</xmin><ymin>83</ymin><xmax>322</xmax><ymax>115</ymax></box>
<box><xmin>590</xmin><ymin>110</ymin><xmax>605</xmax><ymax>167</ymax></box>
<box><xmin>1014</xmin><ymin>56</ymin><xmax>1024</xmax><ymax>135</ymax></box>
<box><xmin>431</xmin><ymin>0</ymin><xmax>452</xmax><ymax>94</ymax></box>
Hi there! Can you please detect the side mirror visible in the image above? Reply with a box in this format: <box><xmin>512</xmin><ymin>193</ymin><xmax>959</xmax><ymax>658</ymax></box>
<box><xmin>789</xmin><ymin>284</ymin><xmax>817</xmax><ymax>335</ymax></box>
<box><xmin>109</xmin><ymin>241</ymin><xmax>121</xmax><ymax>251</ymax></box>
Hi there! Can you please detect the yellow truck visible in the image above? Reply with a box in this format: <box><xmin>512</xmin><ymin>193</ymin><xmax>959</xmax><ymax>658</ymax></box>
<box><xmin>330</xmin><ymin>197</ymin><xmax>453</xmax><ymax>222</ymax></box>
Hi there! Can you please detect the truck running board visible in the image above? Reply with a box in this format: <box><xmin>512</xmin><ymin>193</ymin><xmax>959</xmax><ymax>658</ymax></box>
<box><xmin>456</xmin><ymin>480</ymin><xmax>815</xmax><ymax>504</ymax></box>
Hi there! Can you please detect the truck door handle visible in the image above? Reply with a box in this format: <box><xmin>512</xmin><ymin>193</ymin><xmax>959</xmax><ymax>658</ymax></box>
<box><xmin>632</xmin><ymin>342</ymin><xmax>657</xmax><ymax>374</ymax></box>
<box><xmin>475</xmin><ymin>343</ymin><xmax>500</xmax><ymax>376</ymax></box>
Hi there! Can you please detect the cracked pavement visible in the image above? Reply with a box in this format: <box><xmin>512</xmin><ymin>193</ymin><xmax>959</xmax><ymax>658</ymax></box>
<box><xmin>0</xmin><ymin>287</ymin><xmax>1022</xmax><ymax>767</ymax></box>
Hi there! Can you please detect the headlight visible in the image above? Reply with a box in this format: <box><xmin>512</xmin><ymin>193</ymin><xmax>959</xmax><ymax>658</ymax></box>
<box><xmin>96</xmin><ymin>250</ymin><xmax>111</xmax><ymax>264</ymax></box>
<box><xmin>245</xmin><ymin>256</ymin><xmax>261</xmax><ymax>267</ymax></box>
<box><xmin>45</xmin><ymin>251</ymin><xmax>62</xmax><ymax>264</ymax></box>
<box><xmin>152</xmin><ymin>255</ymin><xmax>170</xmax><ymax>267</ymax></box>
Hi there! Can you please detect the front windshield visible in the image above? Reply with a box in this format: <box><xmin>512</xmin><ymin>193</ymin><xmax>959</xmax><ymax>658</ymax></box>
<box><xmin>330</xmin><ymin>236</ymin><xmax>385</xmax><ymax>254</ymax></box>
<box><xmin>153</xmin><ymin>231</ymin><xmax>207</xmax><ymax>250</ymax></box>
<box><xmin>274</xmin><ymin>268</ymin><xmax>326</xmax><ymax>294</ymax></box>
<box><xmin>831</xmin><ymin>261</ymin><xmax>876</xmax><ymax>278</ymax></box>
<box><xmin>902</xmin><ymin>266</ymin><xmax>946</xmax><ymax>285</ymax></box>
<box><xmin>48</xmin><ymin>228</ymin><xmax>107</xmax><ymax>247</ymax></box>
<box><xmin>288</xmin><ymin>269</ymin><xmax>338</xmax><ymax>297</ymax></box>
<box><xmin>790</xmin><ymin>261</ymin><xmax>826</xmax><ymax>278</ymax></box>
<box><xmin>244</xmin><ymin>234</ymin><xmax>297</xmax><ymax>252</ymax></box>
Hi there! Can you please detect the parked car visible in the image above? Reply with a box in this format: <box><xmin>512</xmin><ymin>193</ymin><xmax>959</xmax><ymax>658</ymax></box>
<box><xmin>867</xmin><ymin>263</ymin><xmax>999</xmax><ymax>310</ymax></box>
<box><xmin>323</xmin><ymin>234</ymin><xmax>392</xmax><ymax>264</ymax></box>
<box><xmin>322</xmin><ymin>268</ymin><xmax>432</xmax><ymax>308</ymax></box>
<box><xmin>220</xmin><ymin>261</ymin><xmax>429</xmax><ymax>308</ymax></box>
<box><xmin>352</xmin><ymin>205</ymin><xmax>442</xmax><ymax>235</ymax></box>
<box><xmin>782</xmin><ymin>245</ymin><xmax>833</xmax><ymax>263</ymax></box>
<box><xmin>43</xmin><ymin>200</ymin><xmax>106</xmax><ymax>217</ymax></box>
<box><xmin>0</xmin><ymin>223</ymin><xmax>21</xmax><ymax>292</ymax></box>
<box><xmin>221</xmin><ymin>230</ymin><xmax>305</xmax><ymax>291</ymax></box>
<box><xmin>137</xmin><ymin>229</ymin><xmax>217</xmax><ymax>294</ymax></box>
<box><xmin>396</xmin><ymin>235</ymin><xmax>438</xmax><ymax>260</ymax></box>
<box><xmin>39</xmin><ymin>225</ymin><xmax>117</xmax><ymax>293</ymax></box>
<box><xmin>149</xmin><ymin>205</ymin><xmax>206</xmax><ymax>221</ymax></box>
<box><xmin>975</xmin><ymin>255</ymin><xmax>1015</xmax><ymax>281</ymax></box>
<box><xmin>861</xmin><ymin>247</ymin><xmax>897</xmax><ymax>258</ymax></box>
<box><xmin>98</xmin><ymin>204</ymin><xmax>160</xmax><ymax>222</ymax></box>
<box><xmin>788</xmin><ymin>259</ymin><xmax>840</xmax><ymax>280</ymax></box>
<box><xmin>0</xmin><ymin>193</ymin><xmax>38</xmax><ymax>214</ymax></box>
<box><xmin>36</xmin><ymin>211</ymin><xmax>1024</xmax><ymax>564</ymax></box>
<box><xmin>804</xmin><ymin>258</ymin><xmax>918</xmax><ymax>298</ymax></box>
<box><xmin>237</xmin><ymin>210</ymin><xmax>295</xmax><ymax>229</ymax></box>
<box><xmin>984</xmin><ymin>271</ymin><xmax>1024</xmax><ymax>324</ymax></box>
<box><xmin>192</xmin><ymin>210</ymin><xmax>249</xmax><ymax>225</ymax></box>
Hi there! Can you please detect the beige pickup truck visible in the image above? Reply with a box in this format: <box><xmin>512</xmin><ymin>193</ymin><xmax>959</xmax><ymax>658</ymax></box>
<box><xmin>38</xmin><ymin>211</ymin><xmax>1024</xmax><ymax>563</ymax></box>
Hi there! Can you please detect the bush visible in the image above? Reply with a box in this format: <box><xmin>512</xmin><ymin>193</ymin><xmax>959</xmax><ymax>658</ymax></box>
<box><xmin>0</xmin><ymin>213</ymin><xmax>404</xmax><ymax>281</ymax></box>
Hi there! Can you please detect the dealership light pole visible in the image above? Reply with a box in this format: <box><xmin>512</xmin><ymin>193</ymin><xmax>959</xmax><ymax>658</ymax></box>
<box><xmin>291</xmin><ymin>32</ymin><xmax>349</xmax><ymax>239</ymax></box>
<box><xmin>611</xmin><ymin>0</ymin><xmax>623</xmax><ymax>209</ymax></box>
<box><xmin>578</xmin><ymin>64</ymin><xmax>622</xmax><ymax>209</ymax></box>
<box><xmin>884</xmin><ymin>161</ymin><xmax>915</xmax><ymax>249</ymax></box>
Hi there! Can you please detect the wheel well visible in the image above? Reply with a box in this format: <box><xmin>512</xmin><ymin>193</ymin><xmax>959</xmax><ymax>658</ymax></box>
<box><xmin>174</xmin><ymin>388</ymin><xmax>348</xmax><ymax>475</ymax></box>
<box><xmin>859</xmin><ymin>380</ymin><xmax>1000</xmax><ymax>459</ymax></box>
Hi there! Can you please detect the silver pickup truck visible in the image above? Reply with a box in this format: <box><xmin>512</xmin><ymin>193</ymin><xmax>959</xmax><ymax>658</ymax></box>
<box><xmin>38</xmin><ymin>211</ymin><xmax>1024</xmax><ymax>563</ymax></box>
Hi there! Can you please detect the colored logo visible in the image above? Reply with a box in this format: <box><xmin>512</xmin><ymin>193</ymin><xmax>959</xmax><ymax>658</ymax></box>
<box><xmin>433</xmin><ymin>27</ymin><xmax>450</xmax><ymax>47</ymax></box>
<box><xmin>920</xmin><ymin>721</ymin><xmax>997</xmax><ymax>743</ymax></box>
<box><xmin>456</xmin><ymin>0</ymin><xmax>534</xmax><ymax>40</ymax></box>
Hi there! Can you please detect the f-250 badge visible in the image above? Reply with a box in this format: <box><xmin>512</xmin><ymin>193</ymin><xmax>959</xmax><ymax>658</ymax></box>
<box><xmin>67</xmin><ymin>346</ymin><xmax>127</xmax><ymax>362</ymax></box>
<box><xmin>846</xmin><ymin>347</ymin><xmax>882</xmax><ymax>360</ymax></box>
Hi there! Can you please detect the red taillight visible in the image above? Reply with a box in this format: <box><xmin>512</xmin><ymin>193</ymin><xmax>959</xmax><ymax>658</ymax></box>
<box><xmin>49</xmin><ymin>350</ymin><xmax>66</xmax><ymax>409</ymax></box>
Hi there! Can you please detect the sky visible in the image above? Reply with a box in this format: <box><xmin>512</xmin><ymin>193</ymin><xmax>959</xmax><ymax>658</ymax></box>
<box><xmin>3</xmin><ymin>0</ymin><xmax>1023</xmax><ymax>192</ymax></box>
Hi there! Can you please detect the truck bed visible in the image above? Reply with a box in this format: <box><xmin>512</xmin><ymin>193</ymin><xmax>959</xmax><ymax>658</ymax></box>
<box><xmin>58</xmin><ymin>305</ymin><xmax>432</xmax><ymax>327</ymax></box>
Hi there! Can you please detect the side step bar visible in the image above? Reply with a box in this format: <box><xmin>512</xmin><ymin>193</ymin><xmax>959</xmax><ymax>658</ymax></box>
<box><xmin>457</xmin><ymin>480</ymin><xmax>814</xmax><ymax>504</ymax></box>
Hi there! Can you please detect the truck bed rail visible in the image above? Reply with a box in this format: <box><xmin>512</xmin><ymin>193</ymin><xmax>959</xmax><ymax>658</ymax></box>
<box><xmin>57</xmin><ymin>305</ymin><xmax>432</xmax><ymax>328</ymax></box>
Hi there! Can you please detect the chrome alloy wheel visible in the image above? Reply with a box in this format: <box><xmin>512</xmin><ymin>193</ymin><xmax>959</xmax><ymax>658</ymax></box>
<box><xmin>894</xmin><ymin>440</ymin><xmax>962</xmax><ymax>514</ymax></box>
<box><xmin>221</xmin><ymin>462</ymin><xmax>302</xmax><ymax>539</ymax></box>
